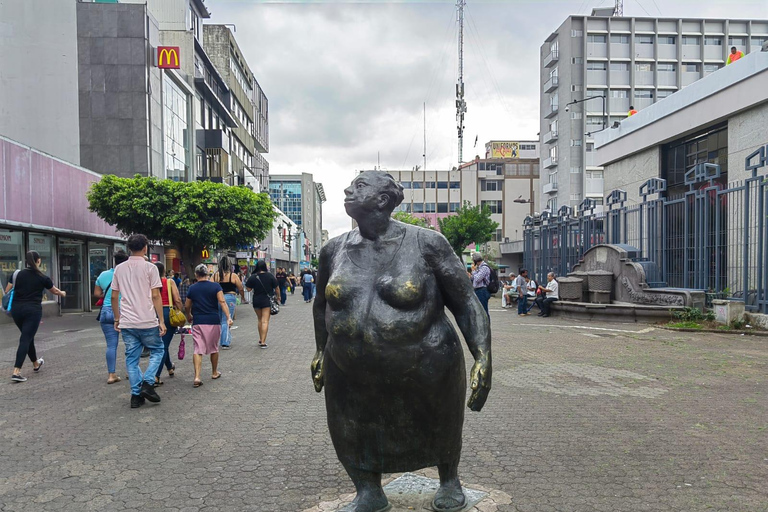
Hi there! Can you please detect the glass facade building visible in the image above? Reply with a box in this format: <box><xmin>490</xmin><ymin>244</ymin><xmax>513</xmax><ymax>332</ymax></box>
<box><xmin>270</xmin><ymin>181</ymin><xmax>303</xmax><ymax>227</ymax></box>
<box><xmin>163</xmin><ymin>74</ymin><xmax>189</xmax><ymax>182</ymax></box>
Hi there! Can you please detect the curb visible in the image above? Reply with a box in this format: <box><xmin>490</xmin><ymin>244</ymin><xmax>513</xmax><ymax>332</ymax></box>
<box><xmin>658</xmin><ymin>326</ymin><xmax>768</xmax><ymax>336</ymax></box>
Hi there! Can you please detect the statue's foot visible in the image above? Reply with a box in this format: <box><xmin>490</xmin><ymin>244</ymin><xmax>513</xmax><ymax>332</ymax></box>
<box><xmin>432</xmin><ymin>479</ymin><xmax>466</xmax><ymax>512</ymax></box>
<box><xmin>349</xmin><ymin>491</ymin><xmax>391</xmax><ymax>512</ymax></box>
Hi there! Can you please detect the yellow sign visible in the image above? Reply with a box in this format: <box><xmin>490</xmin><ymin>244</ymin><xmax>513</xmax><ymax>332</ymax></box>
<box><xmin>490</xmin><ymin>141</ymin><xmax>520</xmax><ymax>159</ymax></box>
<box><xmin>157</xmin><ymin>46</ymin><xmax>180</xmax><ymax>69</ymax></box>
<box><xmin>201</xmin><ymin>249</ymin><xmax>210</xmax><ymax>259</ymax></box>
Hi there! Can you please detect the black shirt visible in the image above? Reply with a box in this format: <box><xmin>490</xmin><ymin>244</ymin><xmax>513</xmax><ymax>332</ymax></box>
<box><xmin>11</xmin><ymin>269</ymin><xmax>54</xmax><ymax>305</ymax></box>
<box><xmin>275</xmin><ymin>270</ymin><xmax>288</xmax><ymax>286</ymax></box>
<box><xmin>246</xmin><ymin>273</ymin><xmax>278</xmax><ymax>298</ymax></box>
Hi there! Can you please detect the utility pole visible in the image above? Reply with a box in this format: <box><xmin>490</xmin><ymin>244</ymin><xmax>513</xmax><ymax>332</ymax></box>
<box><xmin>455</xmin><ymin>0</ymin><xmax>467</xmax><ymax>166</ymax></box>
<box><xmin>614</xmin><ymin>0</ymin><xmax>623</xmax><ymax>16</ymax></box>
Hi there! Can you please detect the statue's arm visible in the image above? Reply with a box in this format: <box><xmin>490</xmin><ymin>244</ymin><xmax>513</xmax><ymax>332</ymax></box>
<box><xmin>311</xmin><ymin>237</ymin><xmax>338</xmax><ymax>392</ymax></box>
<box><xmin>419</xmin><ymin>229</ymin><xmax>492</xmax><ymax>411</ymax></box>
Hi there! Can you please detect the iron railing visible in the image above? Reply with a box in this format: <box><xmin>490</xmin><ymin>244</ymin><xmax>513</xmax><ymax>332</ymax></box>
<box><xmin>523</xmin><ymin>143</ymin><xmax>768</xmax><ymax>312</ymax></box>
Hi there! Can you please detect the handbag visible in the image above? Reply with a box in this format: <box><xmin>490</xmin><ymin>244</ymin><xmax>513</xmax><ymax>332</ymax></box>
<box><xmin>167</xmin><ymin>279</ymin><xmax>187</xmax><ymax>328</ymax></box>
<box><xmin>255</xmin><ymin>274</ymin><xmax>279</xmax><ymax>315</ymax></box>
<box><xmin>178</xmin><ymin>335</ymin><xmax>186</xmax><ymax>360</ymax></box>
<box><xmin>96</xmin><ymin>281</ymin><xmax>111</xmax><ymax>322</ymax></box>
<box><xmin>2</xmin><ymin>269</ymin><xmax>20</xmax><ymax>316</ymax></box>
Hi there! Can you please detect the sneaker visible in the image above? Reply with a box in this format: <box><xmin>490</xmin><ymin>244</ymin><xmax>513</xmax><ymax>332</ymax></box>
<box><xmin>221</xmin><ymin>345</ymin><xmax>231</xmax><ymax>350</ymax></box>
<box><xmin>33</xmin><ymin>358</ymin><xmax>44</xmax><ymax>372</ymax></box>
<box><xmin>230</xmin><ymin>325</ymin><xmax>239</xmax><ymax>330</ymax></box>
<box><xmin>139</xmin><ymin>381</ymin><xmax>161</xmax><ymax>403</ymax></box>
<box><xmin>11</xmin><ymin>374</ymin><xmax>27</xmax><ymax>382</ymax></box>
<box><xmin>130</xmin><ymin>395</ymin><xmax>145</xmax><ymax>408</ymax></box>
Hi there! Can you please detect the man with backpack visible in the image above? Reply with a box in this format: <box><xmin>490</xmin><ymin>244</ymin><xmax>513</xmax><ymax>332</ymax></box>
<box><xmin>470</xmin><ymin>252</ymin><xmax>494</xmax><ymax>318</ymax></box>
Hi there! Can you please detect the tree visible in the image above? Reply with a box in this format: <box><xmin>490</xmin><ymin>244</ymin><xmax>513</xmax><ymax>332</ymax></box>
<box><xmin>437</xmin><ymin>201</ymin><xmax>499</xmax><ymax>258</ymax></box>
<box><xmin>87</xmin><ymin>175</ymin><xmax>277</xmax><ymax>277</ymax></box>
<box><xmin>392</xmin><ymin>211</ymin><xmax>430</xmax><ymax>228</ymax></box>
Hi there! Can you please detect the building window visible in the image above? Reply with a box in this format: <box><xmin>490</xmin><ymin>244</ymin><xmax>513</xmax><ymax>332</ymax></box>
<box><xmin>425</xmin><ymin>182</ymin><xmax>436</xmax><ymax>189</ymax></box>
<box><xmin>610</xmin><ymin>89</ymin><xmax>628</xmax><ymax>98</ymax></box>
<box><xmin>481</xmin><ymin>200</ymin><xmax>503</xmax><ymax>214</ymax></box>
<box><xmin>425</xmin><ymin>203</ymin><xmax>436</xmax><ymax>213</ymax></box>
<box><xmin>571</xmin><ymin>85</ymin><xmax>584</xmax><ymax>92</ymax></box>
<box><xmin>520</xmin><ymin>144</ymin><xmax>536</xmax><ymax>150</ymax></box>
<box><xmin>412</xmin><ymin>203</ymin><xmax>424</xmax><ymax>213</ymax></box>
<box><xmin>570</xmin><ymin>167</ymin><xmax>582</xmax><ymax>174</ymax></box>
<box><xmin>571</xmin><ymin>139</ymin><xmax>582</xmax><ymax>147</ymax></box>
<box><xmin>587</xmin><ymin>34</ymin><xmax>607</xmax><ymax>43</ymax></box>
<box><xmin>634</xmin><ymin>90</ymin><xmax>654</xmax><ymax>99</ymax></box>
<box><xmin>658</xmin><ymin>63</ymin><xmax>677</xmax><ymax>72</ymax></box>
<box><xmin>572</xmin><ymin>57</ymin><xmax>583</xmax><ymax>64</ymax></box>
<box><xmin>704</xmin><ymin>63</ymin><xmax>722</xmax><ymax>73</ymax></box>
<box><xmin>683</xmin><ymin>63</ymin><xmax>700</xmax><ymax>73</ymax></box>
<box><xmin>450</xmin><ymin>202</ymin><xmax>461</xmax><ymax>212</ymax></box>
<box><xmin>610</xmin><ymin>62</ymin><xmax>629</xmax><ymax>71</ymax></box>
<box><xmin>437</xmin><ymin>203</ymin><xmax>448</xmax><ymax>213</ymax></box>
<box><xmin>586</xmin><ymin>61</ymin><xmax>607</xmax><ymax>70</ymax></box>
<box><xmin>401</xmin><ymin>203</ymin><xmax>411</xmax><ymax>213</ymax></box>
<box><xmin>636</xmin><ymin>35</ymin><xmax>654</xmax><ymax>45</ymax></box>
<box><xmin>659</xmin><ymin>35</ymin><xmax>677</xmax><ymax>45</ymax></box>
<box><xmin>437</xmin><ymin>181</ymin><xmax>448</xmax><ymax>189</ymax></box>
<box><xmin>751</xmin><ymin>37</ymin><xmax>767</xmax><ymax>50</ymax></box>
<box><xmin>704</xmin><ymin>37</ymin><xmax>723</xmax><ymax>46</ymax></box>
<box><xmin>449</xmin><ymin>181</ymin><xmax>460</xmax><ymax>189</ymax></box>
<box><xmin>401</xmin><ymin>181</ymin><xmax>412</xmax><ymax>189</ymax></box>
<box><xmin>480</xmin><ymin>180</ymin><xmax>503</xmax><ymax>191</ymax></box>
<box><xmin>610</xmin><ymin>34</ymin><xmax>629</xmax><ymax>44</ymax></box>
<box><xmin>570</xmin><ymin>194</ymin><xmax>582</xmax><ymax>202</ymax></box>
<box><xmin>0</xmin><ymin>229</ymin><xmax>24</xmax><ymax>289</ymax></box>
<box><xmin>412</xmin><ymin>182</ymin><xmax>423</xmax><ymax>189</ymax></box>
<box><xmin>729</xmin><ymin>36</ymin><xmax>746</xmax><ymax>47</ymax></box>
<box><xmin>492</xmin><ymin>229</ymin><xmax>504</xmax><ymax>242</ymax></box>
<box><xmin>586</xmin><ymin>142</ymin><xmax>595</xmax><ymax>152</ymax></box>
<box><xmin>657</xmin><ymin>89</ymin><xmax>675</xmax><ymax>99</ymax></box>
<box><xmin>163</xmin><ymin>75</ymin><xmax>189</xmax><ymax>182</ymax></box>
<box><xmin>570</xmin><ymin>112</ymin><xmax>583</xmax><ymax>119</ymax></box>
<box><xmin>572</xmin><ymin>30</ymin><xmax>583</xmax><ymax>37</ymax></box>
<box><xmin>636</xmin><ymin>62</ymin><xmax>654</xmax><ymax>72</ymax></box>
<box><xmin>682</xmin><ymin>36</ymin><xmax>700</xmax><ymax>45</ymax></box>
<box><xmin>662</xmin><ymin>123</ymin><xmax>728</xmax><ymax>198</ymax></box>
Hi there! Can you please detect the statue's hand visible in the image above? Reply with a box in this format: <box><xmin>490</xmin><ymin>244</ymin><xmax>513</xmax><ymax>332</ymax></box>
<box><xmin>467</xmin><ymin>356</ymin><xmax>491</xmax><ymax>412</ymax></box>
<box><xmin>311</xmin><ymin>350</ymin><xmax>325</xmax><ymax>393</ymax></box>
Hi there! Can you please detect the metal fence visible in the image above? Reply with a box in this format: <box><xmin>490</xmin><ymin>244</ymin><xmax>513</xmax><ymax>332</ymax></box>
<box><xmin>523</xmin><ymin>145</ymin><xmax>768</xmax><ymax>313</ymax></box>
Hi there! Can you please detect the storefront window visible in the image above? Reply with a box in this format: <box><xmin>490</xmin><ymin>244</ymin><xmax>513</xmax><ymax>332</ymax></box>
<box><xmin>0</xmin><ymin>229</ymin><xmax>24</xmax><ymax>290</ymax></box>
<box><xmin>28</xmin><ymin>233</ymin><xmax>55</xmax><ymax>300</ymax></box>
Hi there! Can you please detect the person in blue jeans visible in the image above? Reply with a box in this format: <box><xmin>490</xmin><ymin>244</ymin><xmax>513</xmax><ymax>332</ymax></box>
<box><xmin>154</xmin><ymin>262</ymin><xmax>183</xmax><ymax>385</ymax></box>
<box><xmin>470</xmin><ymin>252</ymin><xmax>491</xmax><ymax>318</ymax></box>
<box><xmin>111</xmin><ymin>234</ymin><xmax>165</xmax><ymax>409</ymax></box>
<box><xmin>302</xmin><ymin>270</ymin><xmax>314</xmax><ymax>303</ymax></box>
<box><xmin>515</xmin><ymin>269</ymin><xmax>530</xmax><ymax>316</ymax></box>
<box><xmin>212</xmin><ymin>256</ymin><xmax>245</xmax><ymax>349</ymax></box>
<box><xmin>94</xmin><ymin>249</ymin><xmax>129</xmax><ymax>384</ymax></box>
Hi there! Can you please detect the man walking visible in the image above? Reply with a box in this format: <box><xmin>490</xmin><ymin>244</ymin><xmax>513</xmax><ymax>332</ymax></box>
<box><xmin>111</xmin><ymin>234</ymin><xmax>166</xmax><ymax>408</ymax></box>
<box><xmin>470</xmin><ymin>252</ymin><xmax>491</xmax><ymax>318</ymax></box>
<box><xmin>536</xmin><ymin>272</ymin><xmax>560</xmax><ymax>318</ymax></box>
<box><xmin>515</xmin><ymin>269</ymin><xmax>529</xmax><ymax>316</ymax></box>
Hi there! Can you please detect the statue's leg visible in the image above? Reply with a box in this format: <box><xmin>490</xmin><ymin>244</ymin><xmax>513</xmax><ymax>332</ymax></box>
<box><xmin>433</xmin><ymin>458</ymin><xmax>467</xmax><ymax>512</ymax></box>
<box><xmin>343</xmin><ymin>464</ymin><xmax>390</xmax><ymax>512</ymax></box>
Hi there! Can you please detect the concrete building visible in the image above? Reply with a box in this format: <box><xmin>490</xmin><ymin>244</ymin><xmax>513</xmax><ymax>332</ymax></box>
<box><xmin>269</xmin><ymin>174</ymin><xmax>326</xmax><ymax>262</ymax></box>
<box><xmin>0</xmin><ymin>0</ymin><xmax>81</xmax><ymax>165</ymax></box>
<box><xmin>540</xmin><ymin>10</ymin><xmax>768</xmax><ymax>212</ymax></box>
<box><xmin>594</xmin><ymin>45</ymin><xmax>768</xmax><ymax>201</ymax></box>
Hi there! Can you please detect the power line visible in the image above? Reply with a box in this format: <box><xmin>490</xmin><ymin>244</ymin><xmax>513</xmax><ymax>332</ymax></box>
<box><xmin>634</xmin><ymin>0</ymin><xmax>652</xmax><ymax>16</ymax></box>
<box><xmin>650</xmin><ymin>0</ymin><xmax>662</xmax><ymax>15</ymax></box>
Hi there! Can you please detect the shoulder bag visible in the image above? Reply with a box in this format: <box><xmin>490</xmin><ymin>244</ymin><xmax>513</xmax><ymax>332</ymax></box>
<box><xmin>255</xmin><ymin>274</ymin><xmax>279</xmax><ymax>315</ymax></box>
<box><xmin>2</xmin><ymin>269</ymin><xmax>21</xmax><ymax>316</ymax></box>
<box><xmin>167</xmin><ymin>279</ymin><xmax>187</xmax><ymax>328</ymax></box>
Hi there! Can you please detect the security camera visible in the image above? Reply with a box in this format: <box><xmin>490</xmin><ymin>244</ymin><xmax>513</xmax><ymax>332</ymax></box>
<box><xmin>565</xmin><ymin>105</ymin><xmax>570</xmax><ymax>112</ymax></box>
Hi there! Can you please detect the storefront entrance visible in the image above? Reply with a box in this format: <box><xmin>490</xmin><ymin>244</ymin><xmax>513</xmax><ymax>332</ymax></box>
<box><xmin>89</xmin><ymin>244</ymin><xmax>110</xmax><ymax>309</ymax></box>
<box><xmin>59</xmin><ymin>239</ymin><xmax>85</xmax><ymax>311</ymax></box>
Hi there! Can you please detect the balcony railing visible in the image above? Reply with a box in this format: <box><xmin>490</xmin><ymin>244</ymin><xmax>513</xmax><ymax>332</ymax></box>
<box><xmin>545</xmin><ymin>104</ymin><xmax>559</xmax><ymax>118</ymax></box>
<box><xmin>544</xmin><ymin>49</ymin><xmax>560</xmax><ymax>68</ymax></box>
<box><xmin>543</xmin><ymin>156</ymin><xmax>558</xmax><ymax>169</ymax></box>
<box><xmin>543</xmin><ymin>182</ymin><xmax>558</xmax><ymax>194</ymax></box>
<box><xmin>543</xmin><ymin>130</ymin><xmax>558</xmax><ymax>144</ymax></box>
<box><xmin>544</xmin><ymin>75</ymin><xmax>559</xmax><ymax>92</ymax></box>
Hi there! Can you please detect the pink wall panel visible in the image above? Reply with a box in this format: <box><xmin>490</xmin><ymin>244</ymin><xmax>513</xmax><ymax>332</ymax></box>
<box><xmin>1</xmin><ymin>137</ymin><xmax>120</xmax><ymax>239</ymax></box>
<box><xmin>5</xmin><ymin>142</ymin><xmax>32</xmax><ymax>224</ymax></box>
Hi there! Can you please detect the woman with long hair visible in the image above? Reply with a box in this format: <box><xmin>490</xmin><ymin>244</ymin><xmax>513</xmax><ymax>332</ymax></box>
<box><xmin>94</xmin><ymin>249</ymin><xmax>129</xmax><ymax>384</ymax></box>
<box><xmin>154</xmin><ymin>262</ymin><xmax>183</xmax><ymax>385</ymax></box>
<box><xmin>245</xmin><ymin>260</ymin><xmax>279</xmax><ymax>348</ymax></box>
<box><xmin>6</xmin><ymin>251</ymin><xmax>67</xmax><ymax>382</ymax></box>
<box><xmin>212</xmin><ymin>256</ymin><xmax>245</xmax><ymax>349</ymax></box>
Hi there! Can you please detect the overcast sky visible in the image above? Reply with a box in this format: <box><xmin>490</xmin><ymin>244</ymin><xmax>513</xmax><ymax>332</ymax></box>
<box><xmin>207</xmin><ymin>0</ymin><xmax>768</xmax><ymax>238</ymax></box>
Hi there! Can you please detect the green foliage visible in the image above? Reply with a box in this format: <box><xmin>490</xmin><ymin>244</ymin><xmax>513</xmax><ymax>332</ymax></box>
<box><xmin>729</xmin><ymin>318</ymin><xmax>746</xmax><ymax>330</ymax></box>
<box><xmin>87</xmin><ymin>175</ymin><xmax>277</xmax><ymax>275</ymax></box>
<box><xmin>668</xmin><ymin>321</ymin><xmax>704</xmax><ymax>330</ymax></box>
<box><xmin>310</xmin><ymin>257</ymin><xmax>319</xmax><ymax>268</ymax></box>
<box><xmin>392</xmin><ymin>211</ymin><xmax>430</xmax><ymax>228</ymax></box>
<box><xmin>672</xmin><ymin>307</ymin><xmax>715</xmax><ymax>323</ymax></box>
<box><xmin>437</xmin><ymin>201</ymin><xmax>500</xmax><ymax>258</ymax></box>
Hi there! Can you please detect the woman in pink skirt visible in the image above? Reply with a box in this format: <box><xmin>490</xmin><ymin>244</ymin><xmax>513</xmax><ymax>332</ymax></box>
<box><xmin>185</xmin><ymin>264</ymin><xmax>232</xmax><ymax>387</ymax></box>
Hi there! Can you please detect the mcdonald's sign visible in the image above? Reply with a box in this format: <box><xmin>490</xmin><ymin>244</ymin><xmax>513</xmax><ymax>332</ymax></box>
<box><xmin>157</xmin><ymin>46</ymin><xmax>180</xmax><ymax>69</ymax></box>
<box><xmin>201</xmin><ymin>249</ymin><xmax>210</xmax><ymax>259</ymax></box>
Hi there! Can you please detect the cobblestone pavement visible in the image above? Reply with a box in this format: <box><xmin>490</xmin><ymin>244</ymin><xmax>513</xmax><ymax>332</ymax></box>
<box><xmin>1</xmin><ymin>296</ymin><xmax>766</xmax><ymax>511</ymax></box>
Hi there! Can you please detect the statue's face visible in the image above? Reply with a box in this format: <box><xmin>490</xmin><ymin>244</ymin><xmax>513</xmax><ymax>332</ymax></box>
<box><xmin>344</xmin><ymin>174</ymin><xmax>388</xmax><ymax>219</ymax></box>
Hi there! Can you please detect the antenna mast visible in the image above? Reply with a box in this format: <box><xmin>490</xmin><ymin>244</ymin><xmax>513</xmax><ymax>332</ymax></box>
<box><xmin>614</xmin><ymin>0</ymin><xmax>623</xmax><ymax>16</ymax></box>
<box><xmin>455</xmin><ymin>0</ymin><xmax>467</xmax><ymax>166</ymax></box>
<box><xmin>423</xmin><ymin>102</ymin><xmax>427</xmax><ymax>171</ymax></box>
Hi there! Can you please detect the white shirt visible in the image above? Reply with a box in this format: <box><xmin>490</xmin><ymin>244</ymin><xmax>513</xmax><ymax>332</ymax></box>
<box><xmin>545</xmin><ymin>279</ymin><xmax>559</xmax><ymax>300</ymax></box>
<box><xmin>527</xmin><ymin>280</ymin><xmax>537</xmax><ymax>297</ymax></box>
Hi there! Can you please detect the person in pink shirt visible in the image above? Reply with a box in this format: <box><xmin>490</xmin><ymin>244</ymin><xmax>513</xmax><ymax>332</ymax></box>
<box><xmin>111</xmin><ymin>234</ymin><xmax>167</xmax><ymax>408</ymax></box>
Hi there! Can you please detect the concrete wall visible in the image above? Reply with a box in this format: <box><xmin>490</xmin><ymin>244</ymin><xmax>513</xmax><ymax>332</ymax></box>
<box><xmin>0</xmin><ymin>0</ymin><xmax>80</xmax><ymax>165</ymax></box>
<box><xmin>76</xmin><ymin>2</ymin><xmax>163</xmax><ymax>177</ymax></box>
<box><xmin>728</xmin><ymin>101</ymin><xmax>768</xmax><ymax>181</ymax></box>
<box><xmin>602</xmin><ymin>146</ymin><xmax>660</xmax><ymax>204</ymax></box>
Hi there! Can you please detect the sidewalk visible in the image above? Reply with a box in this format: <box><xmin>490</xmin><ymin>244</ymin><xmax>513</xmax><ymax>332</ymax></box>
<box><xmin>0</xmin><ymin>296</ymin><xmax>766</xmax><ymax>511</ymax></box>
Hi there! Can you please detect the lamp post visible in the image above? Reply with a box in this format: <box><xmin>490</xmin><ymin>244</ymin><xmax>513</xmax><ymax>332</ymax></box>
<box><xmin>279</xmin><ymin>223</ymin><xmax>302</xmax><ymax>274</ymax></box>
<box><xmin>564</xmin><ymin>95</ymin><xmax>607</xmax><ymax>136</ymax></box>
<box><xmin>513</xmin><ymin>197</ymin><xmax>535</xmax><ymax>216</ymax></box>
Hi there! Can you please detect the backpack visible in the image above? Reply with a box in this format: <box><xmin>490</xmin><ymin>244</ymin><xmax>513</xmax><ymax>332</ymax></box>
<box><xmin>485</xmin><ymin>264</ymin><xmax>499</xmax><ymax>294</ymax></box>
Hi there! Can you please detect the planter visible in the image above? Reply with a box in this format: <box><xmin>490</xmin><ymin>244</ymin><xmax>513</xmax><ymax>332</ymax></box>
<box><xmin>557</xmin><ymin>277</ymin><xmax>584</xmax><ymax>301</ymax></box>
<box><xmin>711</xmin><ymin>299</ymin><xmax>745</xmax><ymax>325</ymax></box>
<box><xmin>587</xmin><ymin>270</ymin><xmax>613</xmax><ymax>293</ymax></box>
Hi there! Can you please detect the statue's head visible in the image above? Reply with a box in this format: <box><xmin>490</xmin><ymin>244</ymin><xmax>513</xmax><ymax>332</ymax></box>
<box><xmin>344</xmin><ymin>171</ymin><xmax>404</xmax><ymax>221</ymax></box>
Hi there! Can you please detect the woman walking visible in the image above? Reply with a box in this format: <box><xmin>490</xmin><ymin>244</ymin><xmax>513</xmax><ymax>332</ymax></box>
<box><xmin>245</xmin><ymin>260</ymin><xmax>279</xmax><ymax>348</ymax></box>
<box><xmin>94</xmin><ymin>249</ymin><xmax>129</xmax><ymax>384</ymax></box>
<box><xmin>7</xmin><ymin>251</ymin><xmax>67</xmax><ymax>382</ymax></box>
<box><xmin>212</xmin><ymin>256</ymin><xmax>244</xmax><ymax>349</ymax></box>
<box><xmin>185</xmin><ymin>264</ymin><xmax>232</xmax><ymax>387</ymax></box>
<box><xmin>154</xmin><ymin>262</ymin><xmax>183</xmax><ymax>385</ymax></box>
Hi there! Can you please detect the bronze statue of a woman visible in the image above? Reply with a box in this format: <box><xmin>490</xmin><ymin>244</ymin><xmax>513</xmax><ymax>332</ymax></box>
<box><xmin>311</xmin><ymin>171</ymin><xmax>492</xmax><ymax>512</ymax></box>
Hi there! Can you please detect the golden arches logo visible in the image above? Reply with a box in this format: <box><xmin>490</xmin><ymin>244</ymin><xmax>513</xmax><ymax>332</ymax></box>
<box><xmin>157</xmin><ymin>47</ymin><xmax>180</xmax><ymax>69</ymax></box>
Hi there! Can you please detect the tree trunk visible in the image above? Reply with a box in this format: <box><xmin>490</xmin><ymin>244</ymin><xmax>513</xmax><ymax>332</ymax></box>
<box><xmin>178</xmin><ymin>244</ymin><xmax>203</xmax><ymax>280</ymax></box>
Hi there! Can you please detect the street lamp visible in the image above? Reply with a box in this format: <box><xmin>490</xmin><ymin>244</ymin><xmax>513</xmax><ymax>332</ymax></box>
<box><xmin>513</xmin><ymin>196</ymin><xmax>535</xmax><ymax>216</ymax></box>
<box><xmin>278</xmin><ymin>223</ymin><xmax>301</xmax><ymax>274</ymax></box>
<box><xmin>565</xmin><ymin>95</ymin><xmax>607</xmax><ymax>136</ymax></box>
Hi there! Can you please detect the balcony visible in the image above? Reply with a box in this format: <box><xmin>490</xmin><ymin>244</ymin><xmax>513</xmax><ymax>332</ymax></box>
<box><xmin>545</xmin><ymin>104</ymin><xmax>559</xmax><ymax>118</ymax></box>
<box><xmin>543</xmin><ymin>156</ymin><xmax>558</xmax><ymax>169</ymax></box>
<box><xmin>543</xmin><ymin>130</ymin><xmax>558</xmax><ymax>144</ymax></box>
<box><xmin>196</xmin><ymin>129</ymin><xmax>230</xmax><ymax>152</ymax></box>
<box><xmin>543</xmin><ymin>182</ymin><xmax>558</xmax><ymax>194</ymax></box>
<box><xmin>544</xmin><ymin>49</ymin><xmax>559</xmax><ymax>68</ymax></box>
<box><xmin>544</xmin><ymin>75</ymin><xmax>559</xmax><ymax>92</ymax></box>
